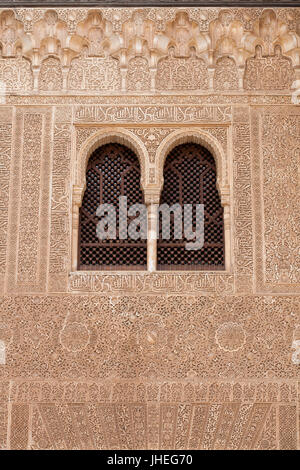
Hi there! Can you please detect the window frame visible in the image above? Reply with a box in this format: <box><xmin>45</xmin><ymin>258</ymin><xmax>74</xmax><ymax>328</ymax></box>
<box><xmin>71</xmin><ymin>126</ymin><xmax>232</xmax><ymax>278</ymax></box>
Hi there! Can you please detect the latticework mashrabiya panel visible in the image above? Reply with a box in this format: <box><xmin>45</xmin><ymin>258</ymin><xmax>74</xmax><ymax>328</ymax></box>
<box><xmin>78</xmin><ymin>143</ymin><xmax>147</xmax><ymax>270</ymax></box>
<box><xmin>157</xmin><ymin>143</ymin><xmax>225</xmax><ymax>270</ymax></box>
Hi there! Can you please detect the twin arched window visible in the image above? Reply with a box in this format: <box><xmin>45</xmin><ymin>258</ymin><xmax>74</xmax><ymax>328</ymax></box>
<box><xmin>78</xmin><ymin>142</ymin><xmax>224</xmax><ymax>271</ymax></box>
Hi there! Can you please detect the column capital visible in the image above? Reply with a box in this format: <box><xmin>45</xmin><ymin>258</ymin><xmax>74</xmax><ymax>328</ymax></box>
<box><xmin>144</xmin><ymin>191</ymin><xmax>160</xmax><ymax>206</ymax></box>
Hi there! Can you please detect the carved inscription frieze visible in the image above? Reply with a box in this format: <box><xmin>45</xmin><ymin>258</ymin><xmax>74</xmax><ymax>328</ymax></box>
<box><xmin>74</xmin><ymin>105</ymin><xmax>232</xmax><ymax>123</ymax></box>
<box><xmin>0</xmin><ymin>118</ymin><xmax>12</xmax><ymax>291</ymax></box>
<box><xmin>68</xmin><ymin>272</ymin><xmax>234</xmax><ymax>295</ymax></box>
<box><xmin>48</xmin><ymin>109</ymin><xmax>72</xmax><ymax>292</ymax></box>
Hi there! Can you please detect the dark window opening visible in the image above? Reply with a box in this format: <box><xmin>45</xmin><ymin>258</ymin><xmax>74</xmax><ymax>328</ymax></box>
<box><xmin>157</xmin><ymin>143</ymin><xmax>225</xmax><ymax>270</ymax></box>
<box><xmin>78</xmin><ymin>143</ymin><xmax>147</xmax><ymax>270</ymax></box>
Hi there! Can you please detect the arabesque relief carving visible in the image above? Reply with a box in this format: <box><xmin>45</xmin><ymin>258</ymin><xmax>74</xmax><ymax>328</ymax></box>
<box><xmin>0</xmin><ymin>46</ymin><xmax>33</xmax><ymax>91</ymax></box>
<box><xmin>0</xmin><ymin>294</ymin><xmax>299</xmax><ymax>449</ymax></box>
<box><xmin>251</xmin><ymin>107</ymin><xmax>300</xmax><ymax>294</ymax></box>
<box><xmin>244</xmin><ymin>44</ymin><xmax>295</xmax><ymax>90</ymax></box>
<box><xmin>0</xmin><ymin>5</ymin><xmax>299</xmax><ymax>451</ymax></box>
<box><xmin>68</xmin><ymin>46</ymin><xmax>121</xmax><ymax>91</ymax></box>
<box><xmin>156</xmin><ymin>46</ymin><xmax>208</xmax><ymax>90</ymax></box>
<box><xmin>214</xmin><ymin>56</ymin><xmax>238</xmax><ymax>90</ymax></box>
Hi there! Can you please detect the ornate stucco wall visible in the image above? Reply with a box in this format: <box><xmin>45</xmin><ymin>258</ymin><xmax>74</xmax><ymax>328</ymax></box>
<box><xmin>0</xmin><ymin>6</ymin><xmax>299</xmax><ymax>450</ymax></box>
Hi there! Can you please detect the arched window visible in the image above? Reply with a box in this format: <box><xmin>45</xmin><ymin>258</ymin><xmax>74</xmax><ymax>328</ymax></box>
<box><xmin>157</xmin><ymin>143</ymin><xmax>225</xmax><ymax>270</ymax></box>
<box><xmin>78</xmin><ymin>143</ymin><xmax>147</xmax><ymax>270</ymax></box>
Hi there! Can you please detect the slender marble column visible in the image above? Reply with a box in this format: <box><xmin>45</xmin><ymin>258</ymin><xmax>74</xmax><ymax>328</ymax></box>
<box><xmin>147</xmin><ymin>202</ymin><xmax>158</xmax><ymax>272</ymax></box>
<box><xmin>72</xmin><ymin>186</ymin><xmax>84</xmax><ymax>272</ymax></box>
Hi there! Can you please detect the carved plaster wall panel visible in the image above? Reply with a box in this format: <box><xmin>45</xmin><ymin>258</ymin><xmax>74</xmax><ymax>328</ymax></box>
<box><xmin>48</xmin><ymin>107</ymin><xmax>72</xmax><ymax>293</ymax></box>
<box><xmin>251</xmin><ymin>106</ymin><xmax>300</xmax><ymax>294</ymax></box>
<box><xmin>0</xmin><ymin>295</ymin><xmax>299</xmax><ymax>380</ymax></box>
<box><xmin>6</xmin><ymin>107</ymin><xmax>52</xmax><ymax>294</ymax></box>
<box><xmin>0</xmin><ymin>107</ymin><xmax>12</xmax><ymax>295</ymax></box>
<box><xmin>232</xmin><ymin>107</ymin><xmax>253</xmax><ymax>294</ymax></box>
<box><xmin>0</xmin><ymin>293</ymin><xmax>299</xmax><ymax>450</ymax></box>
<box><xmin>2</xmin><ymin>396</ymin><xmax>297</xmax><ymax>450</ymax></box>
<box><xmin>0</xmin><ymin>55</ymin><xmax>33</xmax><ymax>92</ymax></box>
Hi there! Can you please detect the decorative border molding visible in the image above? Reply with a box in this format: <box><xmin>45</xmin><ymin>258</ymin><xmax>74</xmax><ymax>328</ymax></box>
<box><xmin>0</xmin><ymin>1</ymin><xmax>298</xmax><ymax>6</ymax></box>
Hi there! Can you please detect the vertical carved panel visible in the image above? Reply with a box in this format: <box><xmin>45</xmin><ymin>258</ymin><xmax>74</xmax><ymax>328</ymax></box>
<box><xmin>38</xmin><ymin>404</ymin><xmax>67</xmax><ymax>450</ymax></box>
<box><xmin>0</xmin><ymin>403</ymin><xmax>8</xmax><ymax>449</ymax></box>
<box><xmin>239</xmin><ymin>404</ymin><xmax>270</xmax><ymax>449</ymax></box>
<box><xmin>262</xmin><ymin>113</ymin><xmax>299</xmax><ymax>286</ymax></box>
<box><xmin>213</xmin><ymin>403</ymin><xmax>239</xmax><ymax>449</ymax></box>
<box><xmin>7</xmin><ymin>108</ymin><xmax>52</xmax><ymax>293</ymax></box>
<box><xmin>188</xmin><ymin>404</ymin><xmax>208</xmax><ymax>449</ymax></box>
<box><xmin>147</xmin><ymin>404</ymin><xmax>160</xmax><ymax>449</ymax></box>
<box><xmin>115</xmin><ymin>404</ymin><xmax>134</xmax><ymax>449</ymax></box>
<box><xmin>214</xmin><ymin>57</ymin><xmax>238</xmax><ymax>91</ymax></box>
<box><xmin>39</xmin><ymin>56</ymin><xmax>63</xmax><ymax>91</ymax></box>
<box><xmin>31</xmin><ymin>405</ymin><xmax>52</xmax><ymax>450</ymax></box>
<box><xmin>87</xmin><ymin>404</ymin><xmax>106</xmax><ymax>450</ymax></box>
<box><xmin>10</xmin><ymin>404</ymin><xmax>29</xmax><ymax>450</ymax></box>
<box><xmin>18</xmin><ymin>114</ymin><xmax>43</xmax><ymax>285</ymax></box>
<box><xmin>174</xmin><ymin>404</ymin><xmax>192</xmax><ymax>450</ymax></box>
<box><xmin>48</xmin><ymin>107</ymin><xmax>71</xmax><ymax>292</ymax></box>
<box><xmin>132</xmin><ymin>404</ymin><xmax>147</xmax><ymax>450</ymax></box>
<box><xmin>252</xmin><ymin>107</ymin><xmax>300</xmax><ymax>294</ymax></box>
<box><xmin>227</xmin><ymin>404</ymin><xmax>252</xmax><ymax>450</ymax></box>
<box><xmin>127</xmin><ymin>57</ymin><xmax>151</xmax><ymax>92</ymax></box>
<box><xmin>0</xmin><ymin>108</ymin><xmax>12</xmax><ymax>293</ymax></box>
<box><xmin>160</xmin><ymin>404</ymin><xmax>178</xmax><ymax>449</ymax></box>
<box><xmin>68</xmin><ymin>404</ymin><xmax>94</xmax><ymax>449</ymax></box>
<box><xmin>233</xmin><ymin>107</ymin><xmax>253</xmax><ymax>293</ymax></box>
<box><xmin>279</xmin><ymin>405</ymin><xmax>297</xmax><ymax>450</ymax></box>
<box><xmin>256</xmin><ymin>404</ymin><xmax>277</xmax><ymax>450</ymax></box>
<box><xmin>100</xmin><ymin>405</ymin><xmax>120</xmax><ymax>449</ymax></box>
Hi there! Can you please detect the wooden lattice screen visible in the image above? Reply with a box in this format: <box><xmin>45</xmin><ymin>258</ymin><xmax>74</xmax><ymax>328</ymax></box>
<box><xmin>78</xmin><ymin>143</ymin><xmax>147</xmax><ymax>270</ymax></box>
<box><xmin>157</xmin><ymin>143</ymin><xmax>225</xmax><ymax>270</ymax></box>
